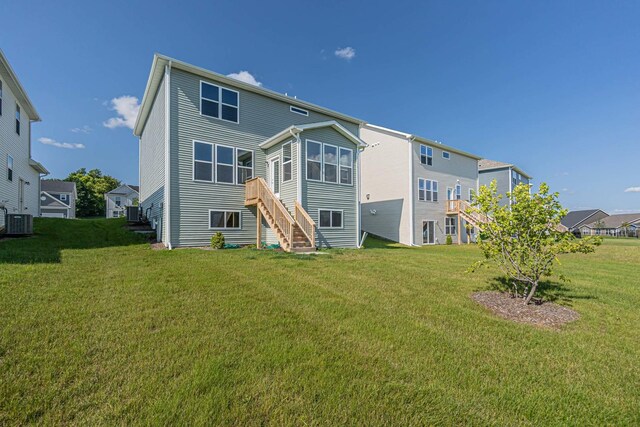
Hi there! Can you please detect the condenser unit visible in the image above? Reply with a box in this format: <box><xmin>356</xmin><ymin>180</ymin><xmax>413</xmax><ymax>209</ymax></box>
<box><xmin>5</xmin><ymin>214</ymin><xmax>33</xmax><ymax>235</ymax></box>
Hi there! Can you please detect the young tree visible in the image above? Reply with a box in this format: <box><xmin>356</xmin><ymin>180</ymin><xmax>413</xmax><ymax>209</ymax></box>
<box><xmin>65</xmin><ymin>168</ymin><xmax>121</xmax><ymax>217</ymax></box>
<box><xmin>469</xmin><ymin>181</ymin><xmax>601</xmax><ymax>305</ymax></box>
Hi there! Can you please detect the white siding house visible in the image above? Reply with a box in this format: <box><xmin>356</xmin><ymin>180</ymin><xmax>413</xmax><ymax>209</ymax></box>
<box><xmin>105</xmin><ymin>184</ymin><xmax>139</xmax><ymax>218</ymax></box>
<box><xmin>0</xmin><ymin>49</ymin><xmax>48</xmax><ymax>228</ymax></box>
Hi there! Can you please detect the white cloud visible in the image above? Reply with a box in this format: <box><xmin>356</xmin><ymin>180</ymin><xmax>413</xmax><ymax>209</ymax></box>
<box><xmin>562</xmin><ymin>188</ymin><xmax>569</xmax><ymax>192</ymax></box>
<box><xmin>227</xmin><ymin>71</ymin><xmax>262</xmax><ymax>87</ymax></box>
<box><xmin>103</xmin><ymin>95</ymin><xmax>140</xmax><ymax>130</ymax></box>
<box><xmin>624</xmin><ymin>187</ymin><xmax>640</xmax><ymax>193</ymax></box>
<box><xmin>38</xmin><ymin>137</ymin><xmax>85</xmax><ymax>149</ymax></box>
<box><xmin>71</xmin><ymin>125</ymin><xmax>92</xmax><ymax>134</ymax></box>
<box><xmin>335</xmin><ymin>46</ymin><xmax>356</xmax><ymax>60</ymax></box>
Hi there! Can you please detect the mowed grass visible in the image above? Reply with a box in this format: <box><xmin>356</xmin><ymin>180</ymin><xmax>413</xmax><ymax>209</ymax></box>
<box><xmin>1</xmin><ymin>219</ymin><xmax>639</xmax><ymax>425</ymax></box>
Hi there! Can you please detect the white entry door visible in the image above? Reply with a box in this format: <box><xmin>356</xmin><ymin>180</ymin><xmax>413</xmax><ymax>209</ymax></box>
<box><xmin>269</xmin><ymin>157</ymin><xmax>280</xmax><ymax>197</ymax></box>
<box><xmin>422</xmin><ymin>220</ymin><xmax>435</xmax><ymax>245</ymax></box>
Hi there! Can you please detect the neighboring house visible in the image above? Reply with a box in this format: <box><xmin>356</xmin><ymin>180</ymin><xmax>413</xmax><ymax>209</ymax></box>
<box><xmin>580</xmin><ymin>213</ymin><xmax>640</xmax><ymax>237</ymax></box>
<box><xmin>359</xmin><ymin>124</ymin><xmax>481</xmax><ymax>245</ymax></box>
<box><xmin>40</xmin><ymin>179</ymin><xmax>76</xmax><ymax>218</ymax></box>
<box><xmin>561</xmin><ymin>209</ymin><xmax>609</xmax><ymax>233</ymax></box>
<box><xmin>105</xmin><ymin>184</ymin><xmax>139</xmax><ymax>218</ymax></box>
<box><xmin>0</xmin><ymin>49</ymin><xmax>48</xmax><ymax>227</ymax></box>
<box><xmin>478</xmin><ymin>159</ymin><xmax>531</xmax><ymax>206</ymax></box>
<box><xmin>133</xmin><ymin>54</ymin><xmax>365</xmax><ymax>250</ymax></box>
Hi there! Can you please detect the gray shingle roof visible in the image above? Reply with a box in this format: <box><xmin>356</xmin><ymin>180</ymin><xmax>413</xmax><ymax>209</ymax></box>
<box><xmin>584</xmin><ymin>213</ymin><xmax>640</xmax><ymax>229</ymax></box>
<box><xmin>478</xmin><ymin>159</ymin><xmax>511</xmax><ymax>170</ymax></box>
<box><xmin>560</xmin><ymin>209</ymin><xmax>603</xmax><ymax>228</ymax></box>
<box><xmin>41</xmin><ymin>180</ymin><xmax>76</xmax><ymax>193</ymax></box>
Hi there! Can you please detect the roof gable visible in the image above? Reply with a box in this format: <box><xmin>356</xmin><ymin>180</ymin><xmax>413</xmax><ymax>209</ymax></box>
<box><xmin>260</xmin><ymin>121</ymin><xmax>367</xmax><ymax>150</ymax></box>
<box><xmin>40</xmin><ymin>192</ymin><xmax>70</xmax><ymax>208</ymax></box>
<box><xmin>561</xmin><ymin>209</ymin><xmax>608</xmax><ymax>228</ymax></box>
<box><xmin>0</xmin><ymin>49</ymin><xmax>40</xmax><ymax>121</ymax></box>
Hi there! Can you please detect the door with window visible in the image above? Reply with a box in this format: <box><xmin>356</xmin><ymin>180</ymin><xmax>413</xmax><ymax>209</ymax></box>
<box><xmin>422</xmin><ymin>220</ymin><xmax>435</xmax><ymax>244</ymax></box>
<box><xmin>18</xmin><ymin>179</ymin><xmax>25</xmax><ymax>212</ymax></box>
<box><xmin>268</xmin><ymin>157</ymin><xmax>280</xmax><ymax>197</ymax></box>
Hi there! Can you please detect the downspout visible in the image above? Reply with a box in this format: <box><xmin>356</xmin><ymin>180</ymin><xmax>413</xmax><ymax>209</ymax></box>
<box><xmin>408</xmin><ymin>136</ymin><xmax>416</xmax><ymax>246</ymax></box>
<box><xmin>293</xmin><ymin>129</ymin><xmax>302</xmax><ymax>204</ymax></box>
<box><xmin>356</xmin><ymin>145</ymin><xmax>363</xmax><ymax>248</ymax></box>
<box><xmin>508</xmin><ymin>166</ymin><xmax>513</xmax><ymax>207</ymax></box>
<box><xmin>164</xmin><ymin>62</ymin><xmax>173</xmax><ymax>249</ymax></box>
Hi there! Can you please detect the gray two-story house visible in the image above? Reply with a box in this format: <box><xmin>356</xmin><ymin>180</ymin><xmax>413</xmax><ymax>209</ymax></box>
<box><xmin>360</xmin><ymin>124</ymin><xmax>481</xmax><ymax>245</ymax></box>
<box><xmin>0</xmin><ymin>49</ymin><xmax>48</xmax><ymax>228</ymax></box>
<box><xmin>40</xmin><ymin>179</ymin><xmax>76</xmax><ymax>218</ymax></box>
<box><xmin>134</xmin><ymin>54</ymin><xmax>365</xmax><ymax>251</ymax></box>
<box><xmin>478</xmin><ymin>159</ymin><xmax>531</xmax><ymax>206</ymax></box>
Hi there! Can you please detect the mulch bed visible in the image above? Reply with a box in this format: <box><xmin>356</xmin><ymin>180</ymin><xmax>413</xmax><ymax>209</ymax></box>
<box><xmin>471</xmin><ymin>291</ymin><xmax>580</xmax><ymax>329</ymax></box>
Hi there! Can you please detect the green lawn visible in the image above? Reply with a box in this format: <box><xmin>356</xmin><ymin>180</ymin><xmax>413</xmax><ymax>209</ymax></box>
<box><xmin>1</xmin><ymin>218</ymin><xmax>639</xmax><ymax>425</ymax></box>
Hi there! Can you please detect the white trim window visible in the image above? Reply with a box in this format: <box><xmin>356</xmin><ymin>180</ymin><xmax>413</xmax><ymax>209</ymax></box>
<box><xmin>420</xmin><ymin>144</ymin><xmax>433</xmax><ymax>166</ymax></box>
<box><xmin>15</xmin><ymin>104</ymin><xmax>20</xmax><ymax>135</ymax></box>
<box><xmin>318</xmin><ymin>209</ymin><xmax>343</xmax><ymax>229</ymax></box>
<box><xmin>60</xmin><ymin>194</ymin><xmax>68</xmax><ymax>202</ymax></box>
<box><xmin>209</xmin><ymin>210</ymin><xmax>241</xmax><ymax>229</ymax></box>
<box><xmin>193</xmin><ymin>141</ymin><xmax>214</xmax><ymax>182</ymax></box>
<box><xmin>455</xmin><ymin>184</ymin><xmax>462</xmax><ymax>200</ymax></box>
<box><xmin>290</xmin><ymin>106</ymin><xmax>308</xmax><ymax>116</ymax></box>
<box><xmin>115</xmin><ymin>196</ymin><xmax>121</xmax><ymax>206</ymax></box>
<box><xmin>418</xmin><ymin>178</ymin><xmax>438</xmax><ymax>202</ymax></box>
<box><xmin>7</xmin><ymin>155</ymin><xmax>13</xmax><ymax>181</ymax></box>
<box><xmin>200</xmin><ymin>81</ymin><xmax>239</xmax><ymax>123</ymax></box>
<box><xmin>445</xmin><ymin>217</ymin><xmax>457</xmax><ymax>235</ymax></box>
<box><xmin>282</xmin><ymin>142</ymin><xmax>292</xmax><ymax>182</ymax></box>
<box><xmin>0</xmin><ymin>80</ymin><xmax>3</xmax><ymax>116</ymax></box>
<box><xmin>306</xmin><ymin>140</ymin><xmax>322</xmax><ymax>181</ymax></box>
<box><xmin>236</xmin><ymin>148</ymin><xmax>253</xmax><ymax>184</ymax></box>
<box><xmin>339</xmin><ymin>147</ymin><xmax>353</xmax><ymax>185</ymax></box>
<box><xmin>442</xmin><ymin>151</ymin><xmax>450</xmax><ymax>159</ymax></box>
<box><xmin>468</xmin><ymin>188</ymin><xmax>475</xmax><ymax>202</ymax></box>
<box><xmin>216</xmin><ymin>145</ymin><xmax>235</xmax><ymax>184</ymax></box>
<box><xmin>323</xmin><ymin>144</ymin><xmax>338</xmax><ymax>183</ymax></box>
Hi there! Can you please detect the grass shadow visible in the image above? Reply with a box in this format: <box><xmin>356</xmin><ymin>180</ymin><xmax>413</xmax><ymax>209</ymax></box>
<box><xmin>0</xmin><ymin>217</ymin><xmax>148</xmax><ymax>264</ymax></box>
<box><xmin>486</xmin><ymin>276</ymin><xmax>597</xmax><ymax>307</ymax></box>
<box><xmin>362</xmin><ymin>235</ymin><xmax>413</xmax><ymax>250</ymax></box>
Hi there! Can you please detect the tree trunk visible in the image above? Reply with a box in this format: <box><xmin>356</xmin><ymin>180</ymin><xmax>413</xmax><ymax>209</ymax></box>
<box><xmin>524</xmin><ymin>281</ymin><xmax>539</xmax><ymax>305</ymax></box>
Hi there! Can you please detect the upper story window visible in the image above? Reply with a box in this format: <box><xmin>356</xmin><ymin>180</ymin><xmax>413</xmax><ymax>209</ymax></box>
<box><xmin>282</xmin><ymin>142</ymin><xmax>292</xmax><ymax>182</ymax></box>
<box><xmin>115</xmin><ymin>196</ymin><xmax>121</xmax><ymax>206</ymax></box>
<box><xmin>290</xmin><ymin>106</ymin><xmax>308</xmax><ymax>116</ymax></box>
<box><xmin>60</xmin><ymin>194</ymin><xmax>68</xmax><ymax>202</ymax></box>
<box><xmin>0</xmin><ymin>80</ymin><xmax>3</xmax><ymax>116</ymax></box>
<box><xmin>418</xmin><ymin>178</ymin><xmax>438</xmax><ymax>202</ymax></box>
<box><xmin>193</xmin><ymin>140</ymin><xmax>253</xmax><ymax>185</ymax></box>
<box><xmin>306</xmin><ymin>140</ymin><xmax>353</xmax><ymax>185</ymax></box>
<box><xmin>339</xmin><ymin>148</ymin><xmax>353</xmax><ymax>185</ymax></box>
<box><xmin>468</xmin><ymin>188</ymin><xmax>475</xmax><ymax>202</ymax></box>
<box><xmin>7</xmin><ymin>155</ymin><xmax>13</xmax><ymax>181</ymax></box>
<box><xmin>200</xmin><ymin>81</ymin><xmax>239</xmax><ymax>123</ymax></box>
<box><xmin>442</xmin><ymin>151</ymin><xmax>450</xmax><ymax>159</ymax></box>
<box><xmin>420</xmin><ymin>145</ymin><xmax>433</xmax><ymax>166</ymax></box>
<box><xmin>15</xmin><ymin>104</ymin><xmax>20</xmax><ymax>135</ymax></box>
<box><xmin>455</xmin><ymin>184</ymin><xmax>462</xmax><ymax>200</ymax></box>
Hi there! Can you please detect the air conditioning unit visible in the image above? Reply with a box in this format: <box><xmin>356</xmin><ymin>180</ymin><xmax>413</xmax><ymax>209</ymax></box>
<box><xmin>5</xmin><ymin>214</ymin><xmax>33</xmax><ymax>235</ymax></box>
<box><xmin>126</xmin><ymin>206</ymin><xmax>140</xmax><ymax>223</ymax></box>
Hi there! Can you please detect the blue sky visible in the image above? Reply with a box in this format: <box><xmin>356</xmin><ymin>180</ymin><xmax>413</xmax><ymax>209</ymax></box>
<box><xmin>3</xmin><ymin>0</ymin><xmax>639</xmax><ymax>212</ymax></box>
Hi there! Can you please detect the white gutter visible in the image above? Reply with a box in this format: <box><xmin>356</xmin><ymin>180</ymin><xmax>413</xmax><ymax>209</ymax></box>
<box><xmin>164</xmin><ymin>62</ymin><xmax>173</xmax><ymax>249</ymax></box>
<box><xmin>408</xmin><ymin>136</ymin><xmax>416</xmax><ymax>246</ymax></box>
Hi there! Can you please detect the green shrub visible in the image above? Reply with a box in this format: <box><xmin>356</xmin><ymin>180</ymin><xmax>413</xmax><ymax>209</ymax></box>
<box><xmin>446</xmin><ymin>235</ymin><xmax>453</xmax><ymax>245</ymax></box>
<box><xmin>210</xmin><ymin>232</ymin><xmax>225</xmax><ymax>249</ymax></box>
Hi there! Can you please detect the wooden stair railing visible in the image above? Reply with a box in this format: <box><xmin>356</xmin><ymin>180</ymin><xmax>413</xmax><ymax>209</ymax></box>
<box><xmin>245</xmin><ymin>177</ymin><xmax>314</xmax><ymax>252</ymax></box>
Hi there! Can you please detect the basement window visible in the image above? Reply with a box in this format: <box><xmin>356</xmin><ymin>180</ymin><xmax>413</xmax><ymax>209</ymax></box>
<box><xmin>318</xmin><ymin>209</ymin><xmax>343</xmax><ymax>229</ymax></box>
<box><xmin>209</xmin><ymin>210</ymin><xmax>241</xmax><ymax>229</ymax></box>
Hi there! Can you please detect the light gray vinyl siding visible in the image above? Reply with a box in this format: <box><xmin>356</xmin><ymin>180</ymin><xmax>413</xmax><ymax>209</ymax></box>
<box><xmin>0</xmin><ymin>76</ymin><xmax>39</xmax><ymax>227</ymax></box>
<box><xmin>139</xmin><ymin>75</ymin><xmax>166</xmax><ymax>240</ymax></box>
<box><xmin>412</xmin><ymin>141</ymin><xmax>478</xmax><ymax>245</ymax></box>
<box><xmin>300</xmin><ymin>127</ymin><xmax>359</xmax><ymax>248</ymax></box>
<box><xmin>479</xmin><ymin>168</ymin><xmax>511</xmax><ymax>207</ymax></box>
<box><xmin>168</xmin><ymin>68</ymin><xmax>360</xmax><ymax>247</ymax></box>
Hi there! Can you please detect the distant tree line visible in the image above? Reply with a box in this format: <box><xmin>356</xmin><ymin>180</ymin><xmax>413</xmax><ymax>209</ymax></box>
<box><xmin>64</xmin><ymin>168</ymin><xmax>120</xmax><ymax>217</ymax></box>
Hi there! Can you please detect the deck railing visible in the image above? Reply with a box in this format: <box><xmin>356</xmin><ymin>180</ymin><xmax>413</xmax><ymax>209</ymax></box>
<box><xmin>245</xmin><ymin>177</ymin><xmax>294</xmax><ymax>245</ymax></box>
<box><xmin>295</xmin><ymin>202</ymin><xmax>316</xmax><ymax>248</ymax></box>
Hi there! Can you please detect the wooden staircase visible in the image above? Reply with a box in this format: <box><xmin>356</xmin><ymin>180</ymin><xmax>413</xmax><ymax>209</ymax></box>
<box><xmin>245</xmin><ymin>177</ymin><xmax>316</xmax><ymax>253</ymax></box>
<box><xmin>446</xmin><ymin>200</ymin><xmax>489</xmax><ymax>229</ymax></box>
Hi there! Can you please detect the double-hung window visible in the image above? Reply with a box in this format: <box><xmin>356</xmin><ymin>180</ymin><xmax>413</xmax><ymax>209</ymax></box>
<box><xmin>194</xmin><ymin>141</ymin><xmax>214</xmax><ymax>182</ymax></box>
<box><xmin>319</xmin><ymin>209</ymin><xmax>342</xmax><ymax>228</ymax></box>
<box><xmin>7</xmin><ymin>155</ymin><xmax>13</xmax><ymax>181</ymax></box>
<box><xmin>339</xmin><ymin>148</ymin><xmax>353</xmax><ymax>185</ymax></box>
<box><xmin>282</xmin><ymin>142</ymin><xmax>292</xmax><ymax>182</ymax></box>
<box><xmin>468</xmin><ymin>188</ymin><xmax>475</xmax><ymax>202</ymax></box>
<box><xmin>455</xmin><ymin>184</ymin><xmax>461</xmax><ymax>200</ymax></box>
<box><xmin>115</xmin><ymin>196</ymin><xmax>121</xmax><ymax>207</ymax></box>
<box><xmin>418</xmin><ymin>178</ymin><xmax>438</xmax><ymax>202</ymax></box>
<box><xmin>210</xmin><ymin>210</ymin><xmax>241</xmax><ymax>229</ymax></box>
<box><xmin>306</xmin><ymin>141</ymin><xmax>322</xmax><ymax>181</ymax></box>
<box><xmin>420</xmin><ymin>145</ymin><xmax>433</xmax><ymax>166</ymax></box>
<box><xmin>200</xmin><ymin>82</ymin><xmax>239</xmax><ymax>123</ymax></box>
<box><xmin>323</xmin><ymin>144</ymin><xmax>338</xmax><ymax>183</ymax></box>
<box><xmin>236</xmin><ymin>149</ymin><xmax>253</xmax><ymax>184</ymax></box>
<box><xmin>216</xmin><ymin>145</ymin><xmax>234</xmax><ymax>184</ymax></box>
<box><xmin>15</xmin><ymin>104</ymin><xmax>20</xmax><ymax>135</ymax></box>
<box><xmin>445</xmin><ymin>217</ymin><xmax>457</xmax><ymax>235</ymax></box>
